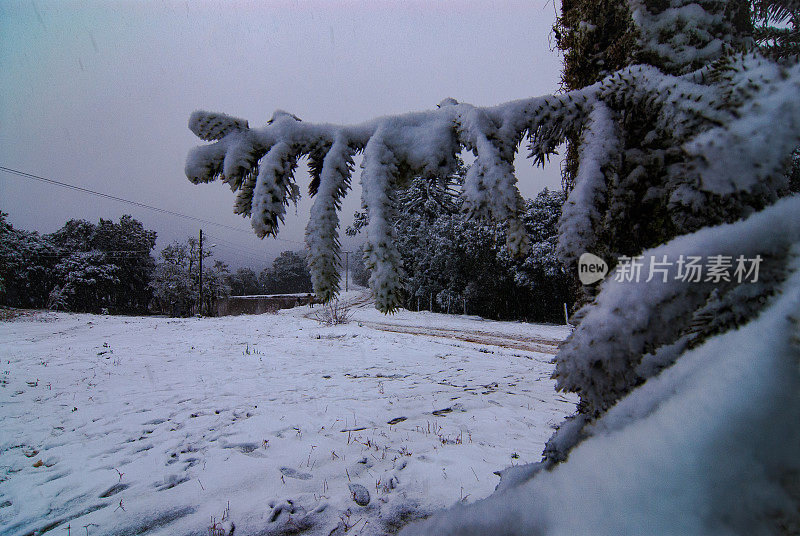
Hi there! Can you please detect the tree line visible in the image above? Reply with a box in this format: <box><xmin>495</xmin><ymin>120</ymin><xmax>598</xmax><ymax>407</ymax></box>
<box><xmin>348</xmin><ymin>180</ymin><xmax>572</xmax><ymax>323</ymax></box>
<box><xmin>0</xmin><ymin>213</ymin><xmax>156</xmax><ymax>314</ymax></box>
<box><xmin>0</xmin><ymin>212</ymin><xmax>314</xmax><ymax>316</ymax></box>
<box><xmin>1</xmin><ymin>187</ymin><xmax>571</xmax><ymax>323</ymax></box>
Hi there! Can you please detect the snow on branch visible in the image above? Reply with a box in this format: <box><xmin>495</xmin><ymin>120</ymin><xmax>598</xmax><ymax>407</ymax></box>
<box><xmin>189</xmin><ymin>110</ymin><xmax>249</xmax><ymax>141</ymax></box>
<box><xmin>554</xmin><ymin>194</ymin><xmax>800</xmax><ymax>415</ymax></box>
<box><xmin>185</xmin><ymin>98</ymin><xmax>590</xmax><ymax>311</ymax></box>
<box><xmin>186</xmin><ymin>55</ymin><xmax>800</xmax><ymax>312</ymax></box>
<box><xmin>628</xmin><ymin>0</ymin><xmax>747</xmax><ymax>74</ymax></box>
<box><xmin>558</xmin><ymin>101</ymin><xmax>621</xmax><ymax>264</ymax></box>
<box><xmin>304</xmin><ymin>136</ymin><xmax>356</xmax><ymax>303</ymax></box>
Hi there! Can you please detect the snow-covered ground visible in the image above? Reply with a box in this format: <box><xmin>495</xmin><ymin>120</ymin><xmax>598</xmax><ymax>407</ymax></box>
<box><xmin>0</xmin><ymin>296</ymin><xmax>575</xmax><ymax>536</ymax></box>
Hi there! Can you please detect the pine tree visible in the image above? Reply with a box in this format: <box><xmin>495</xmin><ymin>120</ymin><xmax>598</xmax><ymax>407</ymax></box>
<box><xmin>258</xmin><ymin>250</ymin><xmax>313</xmax><ymax>294</ymax></box>
<box><xmin>753</xmin><ymin>0</ymin><xmax>800</xmax><ymax>58</ymax></box>
<box><xmin>150</xmin><ymin>240</ymin><xmax>196</xmax><ymax>316</ymax></box>
<box><xmin>0</xmin><ymin>212</ymin><xmax>60</xmax><ymax>308</ymax></box>
<box><xmin>226</xmin><ymin>267</ymin><xmax>261</xmax><ymax>296</ymax></box>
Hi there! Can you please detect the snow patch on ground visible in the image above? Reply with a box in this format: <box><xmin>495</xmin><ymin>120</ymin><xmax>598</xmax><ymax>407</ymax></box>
<box><xmin>0</xmin><ymin>304</ymin><xmax>575</xmax><ymax>536</ymax></box>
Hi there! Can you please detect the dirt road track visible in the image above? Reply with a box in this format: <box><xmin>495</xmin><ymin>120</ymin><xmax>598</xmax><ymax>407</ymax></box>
<box><xmin>359</xmin><ymin>321</ymin><xmax>562</xmax><ymax>354</ymax></box>
<box><xmin>308</xmin><ymin>291</ymin><xmax>564</xmax><ymax>354</ymax></box>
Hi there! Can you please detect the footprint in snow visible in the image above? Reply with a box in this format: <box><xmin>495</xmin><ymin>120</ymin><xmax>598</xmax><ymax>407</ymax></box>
<box><xmin>144</xmin><ymin>418</ymin><xmax>167</xmax><ymax>425</ymax></box>
<box><xmin>222</xmin><ymin>441</ymin><xmax>265</xmax><ymax>457</ymax></box>
<box><xmin>99</xmin><ymin>483</ymin><xmax>129</xmax><ymax>498</ymax></box>
<box><xmin>268</xmin><ymin>499</ymin><xmax>325</xmax><ymax>530</ymax></box>
<box><xmin>348</xmin><ymin>483</ymin><xmax>370</xmax><ymax>506</ymax></box>
<box><xmin>155</xmin><ymin>474</ymin><xmax>190</xmax><ymax>491</ymax></box>
<box><xmin>279</xmin><ymin>466</ymin><xmax>312</xmax><ymax>480</ymax></box>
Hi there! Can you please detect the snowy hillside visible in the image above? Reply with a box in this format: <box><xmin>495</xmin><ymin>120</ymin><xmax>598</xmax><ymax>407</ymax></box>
<box><xmin>0</xmin><ymin>300</ymin><xmax>575</xmax><ymax>536</ymax></box>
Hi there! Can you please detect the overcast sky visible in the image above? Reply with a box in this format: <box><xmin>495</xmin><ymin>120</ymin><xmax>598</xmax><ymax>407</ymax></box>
<box><xmin>0</xmin><ymin>0</ymin><xmax>564</xmax><ymax>269</ymax></box>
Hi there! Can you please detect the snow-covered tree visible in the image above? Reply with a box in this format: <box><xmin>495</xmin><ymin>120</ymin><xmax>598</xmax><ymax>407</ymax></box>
<box><xmin>502</xmin><ymin>188</ymin><xmax>573</xmax><ymax>321</ymax></box>
<box><xmin>258</xmin><ymin>250</ymin><xmax>313</xmax><ymax>294</ymax></box>
<box><xmin>185</xmin><ymin>1</ymin><xmax>800</xmax><ymax>532</ymax></box>
<box><xmin>49</xmin><ymin>216</ymin><xmax>157</xmax><ymax>313</ymax></box>
<box><xmin>150</xmin><ymin>238</ymin><xmax>210</xmax><ymax>316</ymax></box>
<box><xmin>346</xmin><ymin>164</ymin><xmax>571</xmax><ymax>321</ymax></box>
<box><xmin>46</xmin><ymin>283</ymin><xmax>69</xmax><ymax>311</ymax></box>
<box><xmin>150</xmin><ymin>241</ymin><xmax>193</xmax><ymax>316</ymax></box>
<box><xmin>226</xmin><ymin>267</ymin><xmax>261</xmax><ymax>296</ymax></box>
<box><xmin>350</xmin><ymin>184</ymin><xmax>571</xmax><ymax>321</ymax></box>
<box><xmin>349</xmin><ymin>244</ymin><xmax>370</xmax><ymax>288</ymax></box>
<box><xmin>0</xmin><ymin>212</ymin><xmax>60</xmax><ymax>308</ymax></box>
<box><xmin>52</xmin><ymin>250</ymin><xmax>120</xmax><ymax>313</ymax></box>
<box><xmin>202</xmin><ymin>259</ymin><xmax>231</xmax><ymax>315</ymax></box>
<box><xmin>0</xmin><ymin>214</ymin><xmax>156</xmax><ymax>312</ymax></box>
<box><xmin>91</xmin><ymin>215</ymin><xmax>157</xmax><ymax>313</ymax></box>
<box><xmin>150</xmin><ymin>238</ymin><xmax>229</xmax><ymax>316</ymax></box>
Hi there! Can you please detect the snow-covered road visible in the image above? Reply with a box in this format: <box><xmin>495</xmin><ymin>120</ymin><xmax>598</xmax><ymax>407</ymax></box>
<box><xmin>0</xmin><ymin>302</ymin><xmax>576</xmax><ymax>536</ymax></box>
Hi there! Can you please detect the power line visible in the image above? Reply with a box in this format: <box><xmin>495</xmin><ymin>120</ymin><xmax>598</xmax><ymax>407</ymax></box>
<box><xmin>203</xmin><ymin>239</ymin><xmax>273</xmax><ymax>265</ymax></box>
<box><xmin>0</xmin><ymin>164</ymin><xmax>306</xmax><ymax>245</ymax></box>
<box><xmin>203</xmin><ymin>232</ymin><xmax>272</xmax><ymax>254</ymax></box>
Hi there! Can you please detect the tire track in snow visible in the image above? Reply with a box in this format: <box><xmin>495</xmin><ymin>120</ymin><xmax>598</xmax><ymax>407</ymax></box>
<box><xmin>358</xmin><ymin>321</ymin><xmax>562</xmax><ymax>355</ymax></box>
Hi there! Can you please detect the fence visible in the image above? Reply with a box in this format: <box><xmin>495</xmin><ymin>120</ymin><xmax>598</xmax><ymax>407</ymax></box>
<box><xmin>215</xmin><ymin>294</ymin><xmax>315</xmax><ymax>316</ymax></box>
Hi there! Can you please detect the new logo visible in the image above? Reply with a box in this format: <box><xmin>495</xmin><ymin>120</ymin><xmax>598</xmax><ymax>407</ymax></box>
<box><xmin>578</xmin><ymin>253</ymin><xmax>608</xmax><ymax>285</ymax></box>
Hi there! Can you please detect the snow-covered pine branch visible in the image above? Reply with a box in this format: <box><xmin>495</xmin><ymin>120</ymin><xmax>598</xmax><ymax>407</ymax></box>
<box><xmin>305</xmin><ymin>136</ymin><xmax>356</xmax><ymax>303</ymax></box>
<box><xmin>557</xmin><ymin>101</ymin><xmax>621</xmax><ymax>264</ymax></box>
<box><xmin>629</xmin><ymin>0</ymin><xmax>751</xmax><ymax>74</ymax></box>
<box><xmin>554</xmin><ymin>195</ymin><xmax>800</xmax><ymax>417</ymax></box>
<box><xmin>186</xmin><ymin>100</ymin><xmax>584</xmax><ymax>311</ymax></box>
<box><xmin>186</xmin><ymin>55</ymin><xmax>799</xmax><ymax>312</ymax></box>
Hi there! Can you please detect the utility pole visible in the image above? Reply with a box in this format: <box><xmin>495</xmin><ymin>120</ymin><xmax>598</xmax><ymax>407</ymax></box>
<box><xmin>198</xmin><ymin>229</ymin><xmax>203</xmax><ymax>316</ymax></box>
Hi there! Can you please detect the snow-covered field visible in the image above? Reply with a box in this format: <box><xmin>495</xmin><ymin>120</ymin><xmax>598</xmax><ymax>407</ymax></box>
<box><xmin>0</xmin><ymin>297</ymin><xmax>575</xmax><ymax>536</ymax></box>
